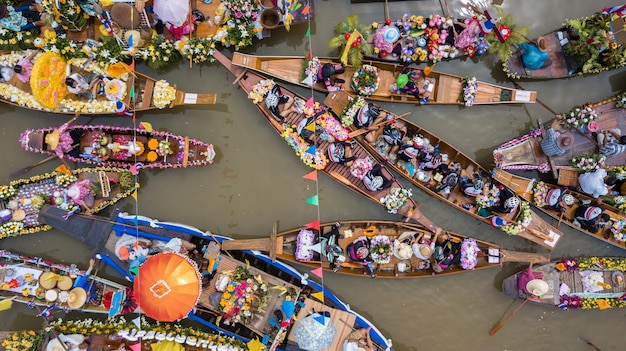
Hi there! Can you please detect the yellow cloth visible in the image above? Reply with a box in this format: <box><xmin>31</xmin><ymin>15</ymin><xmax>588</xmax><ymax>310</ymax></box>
<box><xmin>340</xmin><ymin>30</ymin><xmax>360</xmax><ymax>65</ymax></box>
<box><xmin>107</xmin><ymin>62</ymin><xmax>132</xmax><ymax>79</ymax></box>
<box><xmin>247</xmin><ymin>338</ymin><xmax>266</xmax><ymax>351</ymax></box>
<box><xmin>150</xmin><ymin>340</ymin><xmax>184</xmax><ymax>351</ymax></box>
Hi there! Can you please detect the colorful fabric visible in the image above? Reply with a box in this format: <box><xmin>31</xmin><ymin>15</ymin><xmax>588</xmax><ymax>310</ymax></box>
<box><xmin>0</xmin><ymin>6</ymin><xmax>28</xmax><ymax>32</ymax></box>
<box><xmin>15</xmin><ymin>56</ymin><xmax>33</xmax><ymax>83</ymax></box>
<box><xmin>54</xmin><ymin>123</ymin><xmax>74</xmax><ymax>159</ymax></box>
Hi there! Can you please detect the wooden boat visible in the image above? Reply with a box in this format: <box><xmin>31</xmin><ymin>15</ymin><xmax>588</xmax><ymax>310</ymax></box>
<box><xmin>0</xmin><ymin>167</ymin><xmax>136</xmax><ymax>239</ymax></box>
<box><xmin>493</xmin><ymin>94</ymin><xmax>626</xmax><ymax>179</ymax></box>
<box><xmin>503</xmin><ymin>7</ymin><xmax>626</xmax><ymax>80</ymax></box>
<box><xmin>0</xmin><ymin>50</ymin><xmax>217</xmax><ymax>115</ymax></box>
<box><xmin>502</xmin><ymin>257</ymin><xmax>626</xmax><ymax>310</ymax></box>
<box><xmin>20</xmin><ymin>124</ymin><xmax>216</xmax><ymax>169</ymax></box>
<box><xmin>323</xmin><ymin>91</ymin><xmax>563</xmax><ymax>251</ymax></box>
<box><xmin>1</xmin><ymin>319</ymin><xmax>246</xmax><ymax>351</ymax></box>
<box><xmin>220</xmin><ymin>220</ymin><xmax>550</xmax><ymax>279</ymax></box>
<box><xmin>39</xmin><ymin>206</ymin><xmax>394</xmax><ymax>351</ymax></box>
<box><xmin>493</xmin><ymin>168</ymin><xmax>626</xmax><ymax>250</ymax></box>
<box><xmin>0</xmin><ymin>248</ymin><xmax>137</xmax><ymax>315</ymax></box>
<box><xmin>231</xmin><ymin>52</ymin><xmax>537</xmax><ymax>106</ymax></box>
<box><xmin>215</xmin><ymin>50</ymin><xmax>445</xmax><ymax>235</ymax></box>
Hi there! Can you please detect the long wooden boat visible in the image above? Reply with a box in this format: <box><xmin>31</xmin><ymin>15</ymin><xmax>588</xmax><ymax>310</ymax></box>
<box><xmin>20</xmin><ymin>124</ymin><xmax>215</xmax><ymax>169</ymax></box>
<box><xmin>220</xmin><ymin>220</ymin><xmax>549</xmax><ymax>279</ymax></box>
<box><xmin>1</xmin><ymin>319</ymin><xmax>247</xmax><ymax>351</ymax></box>
<box><xmin>0</xmin><ymin>167</ymin><xmax>136</xmax><ymax>239</ymax></box>
<box><xmin>215</xmin><ymin>50</ymin><xmax>444</xmax><ymax>236</ymax></box>
<box><xmin>503</xmin><ymin>7</ymin><xmax>626</xmax><ymax>80</ymax></box>
<box><xmin>231</xmin><ymin>52</ymin><xmax>537</xmax><ymax>106</ymax></box>
<box><xmin>502</xmin><ymin>257</ymin><xmax>626</xmax><ymax>310</ymax></box>
<box><xmin>0</xmin><ymin>248</ymin><xmax>137</xmax><ymax>315</ymax></box>
<box><xmin>39</xmin><ymin>206</ymin><xmax>394</xmax><ymax>351</ymax></box>
<box><xmin>0</xmin><ymin>50</ymin><xmax>217</xmax><ymax>115</ymax></box>
<box><xmin>493</xmin><ymin>169</ymin><xmax>626</xmax><ymax>250</ymax></box>
<box><xmin>493</xmin><ymin>93</ymin><xmax>626</xmax><ymax>179</ymax></box>
<box><xmin>323</xmin><ymin>91</ymin><xmax>563</xmax><ymax>251</ymax></box>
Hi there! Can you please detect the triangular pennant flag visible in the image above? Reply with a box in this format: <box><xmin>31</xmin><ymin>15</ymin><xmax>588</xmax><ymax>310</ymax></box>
<box><xmin>310</xmin><ymin>291</ymin><xmax>324</xmax><ymax>301</ymax></box>
<box><xmin>306</xmin><ymin>97</ymin><xmax>315</xmax><ymax>108</ymax></box>
<box><xmin>132</xmin><ymin>316</ymin><xmax>141</xmax><ymax>329</ymax></box>
<box><xmin>306</xmin><ymin>49</ymin><xmax>312</xmax><ymax>60</ymax></box>
<box><xmin>305</xmin><ymin>219</ymin><xmax>320</xmax><ymax>230</ymax></box>
<box><xmin>129</xmin><ymin>59</ymin><xmax>135</xmax><ymax>72</ymax></box>
<box><xmin>304</xmin><ymin>122</ymin><xmax>316</xmax><ymax>132</ymax></box>
<box><xmin>305</xmin><ymin>195</ymin><xmax>318</xmax><ymax>205</ymax></box>
<box><xmin>310</xmin><ymin>267</ymin><xmax>323</xmax><ymax>278</ymax></box>
<box><xmin>305</xmin><ymin>145</ymin><xmax>316</xmax><ymax>155</ymax></box>
<box><xmin>54</xmin><ymin>164</ymin><xmax>71</xmax><ymax>175</ymax></box>
<box><xmin>129</xmin><ymin>163</ymin><xmax>142</xmax><ymax>175</ymax></box>
<box><xmin>131</xmin><ymin>189</ymin><xmax>138</xmax><ymax>201</ymax></box>
<box><xmin>305</xmin><ymin>25</ymin><xmax>310</xmax><ymax>37</ymax></box>
<box><xmin>139</xmin><ymin>121</ymin><xmax>153</xmax><ymax>132</ymax></box>
<box><xmin>130</xmin><ymin>85</ymin><xmax>135</xmax><ymax>98</ymax></box>
<box><xmin>301</xmin><ymin>73</ymin><xmax>314</xmax><ymax>86</ymax></box>
<box><xmin>302</xmin><ymin>170</ymin><xmax>318</xmax><ymax>181</ymax></box>
<box><xmin>301</xmin><ymin>3</ymin><xmax>310</xmax><ymax>15</ymax></box>
<box><xmin>314</xmin><ymin>314</ymin><xmax>325</xmax><ymax>324</ymax></box>
<box><xmin>129</xmin><ymin>265</ymin><xmax>139</xmax><ymax>276</ymax></box>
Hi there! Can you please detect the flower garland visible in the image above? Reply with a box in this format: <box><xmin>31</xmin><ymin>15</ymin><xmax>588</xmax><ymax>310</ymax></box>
<box><xmin>184</xmin><ymin>38</ymin><xmax>216</xmax><ymax>64</ymax></box>
<box><xmin>380</xmin><ymin>187</ymin><xmax>412</xmax><ymax>214</ymax></box>
<box><xmin>610</xmin><ymin>219</ymin><xmax>626</xmax><ymax>242</ymax></box>
<box><xmin>248</xmin><ymin>79</ymin><xmax>275</xmax><ymax>104</ymax></box>
<box><xmin>475</xmin><ymin>183</ymin><xmax>500</xmax><ymax>208</ymax></box>
<box><xmin>317</xmin><ymin>113</ymin><xmax>349</xmax><ymax>141</ymax></box>
<box><xmin>500</xmin><ymin>202</ymin><xmax>532</xmax><ymax>236</ymax></box>
<box><xmin>532</xmin><ymin>181</ymin><xmax>549</xmax><ymax>208</ymax></box>
<box><xmin>41</xmin><ymin>0</ymin><xmax>88</xmax><ymax>31</ymax></box>
<box><xmin>351</xmin><ymin>64</ymin><xmax>379</xmax><ymax>96</ymax></box>
<box><xmin>340</xmin><ymin>95</ymin><xmax>366</xmax><ymax>127</ymax></box>
<box><xmin>140</xmin><ymin>37</ymin><xmax>182</xmax><ymax>71</ymax></box>
<box><xmin>559</xmin><ymin>295</ymin><xmax>582</xmax><ymax>310</ymax></box>
<box><xmin>104</xmin><ymin>79</ymin><xmax>127</xmax><ymax>101</ymax></box>
<box><xmin>578</xmin><ymin>257</ymin><xmax>626</xmax><ymax>271</ymax></box>
<box><xmin>611</xmin><ymin>165</ymin><xmax>626</xmax><ymax>181</ymax></box>
<box><xmin>555</xmin><ymin>257</ymin><xmax>579</xmax><ymax>272</ymax></box>
<box><xmin>217</xmin><ymin>266</ymin><xmax>270</xmax><ymax>326</ymax></box>
<box><xmin>221</xmin><ymin>0</ymin><xmax>262</xmax><ymax>50</ymax></box>
<box><xmin>303</xmin><ymin>57</ymin><xmax>321</xmax><ymax>83</ymax></box>
<box><xmin>281</xmin><ymin>127</ymin><xmax>329</xmax><ymax>170</ymax></box>
<box><xmin>0</xmin><ymin>185</ymin><xmax>17</xmax><ymax>200</ymax></box>
<box><xmin>1</xmin><ymin>330</ymin><xmax>41</xmax><ymax>351</ymax></box>
<box><xmin>612</xmin><ymin>196</ymin><xmax>626</xmax><ymax>212</ymax></box>
<box><xmin>560</xmin><ymin>104</ymin><xmax>599</xmax><ymax>129</ymax></box>
<box><xmin>571</xmin><ymin>152</ymin><xmax>606</xmax><ymax>172</ymax></box>
<box><xmin>153</xmin><ymin>80</ymin><xmax>177</xmax><ymax>109</ymax></box>
<box><xmin>461</xmin><ymin>76</ymin><xmax>478</xmax><ymax>107</ymax></box>
<box><xmin>460</xmin><ymin>238</ymin><xmax>479</xmax><ymax>270</ymax></box>
<box><xmin>350</xmin><ymin>157</ymin><xmax>374</xmax><ymax>179</ymax></box>
<box><xmin>295</xmin><ymin>229</ymin><xmax>316</xmax><ymax>261</ymax></box>
<box><xmin>370</xmin><ymin>235</ymin><xmax>392</xmax><ymax>264</ymax></box>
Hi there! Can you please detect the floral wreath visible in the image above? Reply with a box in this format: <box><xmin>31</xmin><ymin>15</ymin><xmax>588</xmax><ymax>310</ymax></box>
<box><xmin>461</xmin><ymin>76</ymin><xmax>477</xmax><ymax>107</ymax></box>
<box><xmin>380</xmin><ymin>187</ymin><xmax>412</xmax><ymax>214</ymax></box>
<box><xmin>370</xmin><ymin>235</ymin><xmax>392</xmax><ymax>264</ymax></box>
<box><xmin>351</xmin><ymin>64</ymin><xmax>379</xmax><ymax>97</ymax></box>
<box><xmin>340</xmin><ymin>95</ymin><xmax>366</xmax><ymax>127</ymax></box>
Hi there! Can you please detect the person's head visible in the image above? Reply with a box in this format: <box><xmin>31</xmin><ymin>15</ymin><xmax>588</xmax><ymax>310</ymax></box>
<box><xmin>367</xmin><ymin>103</ymin><xmax>380</xmax><ymax>119</ymax></box>
<box><xmin>605</xmin><ymin>176</ymin><xmax>617</xmax><ymax>187</ymax></box>
<box><xmin>0</xmin><ymin>4</ymin><xmax>7</xmax><ymax>20</ymax></box>
<box><xmin>619</xmin><ymin>135</ymin><xmax>626</xmax><ymax>144</ymax></box>
<box><xmin>13</xmin><ymin>65</ymin><xmax>22</xmax><ymax>74</ymax></box>
<box><xmin>65</xmin><ymin>77</ymin><xmax>77</xmax><ymax>88</ymax></box>
<box><xmin>599</xmin><ymin>213</ymin><xmax>611</xmax><ymax>223</ymax></box>
<box><xmin>504</xmin><ymin>196</ymin><xmax>520</xmax><ymax>209</ymax></box>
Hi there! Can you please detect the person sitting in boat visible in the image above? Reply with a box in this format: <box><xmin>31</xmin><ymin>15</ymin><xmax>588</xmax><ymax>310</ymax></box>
<box><xmin>327</xmin><ymin>141</ymin><xmax>358</xmax><ymax>167</ymax></box>
<box><xmin>543</xmin><ymin>188</ymin><xmax>575</xmax><ymax>213</ymax></box>
<box><xmin>66</xmin><ymin>179</ymin><xmax>95</xmax><ymax>212</ymax></box>
<box><xmin>433</xmin><ymin>163</ymin><xmax>461</xmax><ymax>197</ymax></box>
<box><xmin>71</xmin><ymin>258</ymin><xmax>98</xmax><ymax>302</ymax></box>
<box><xmin>418</xmin><ymin>144</ymin><xmax>442</xmax><ymax>170</ymax></box>
<box><xmin>0</xmin><ymin>3</ymin><xmax>45</xmax><ymax>33</ymax></box>
<box><xmin>321</xmin><ymin>222</ymin><xmax>345</xmax><ymax>273</ymax></box>
<box><xmin>65</xmin><ymin>66</ymin><xmax>102</xmax><ymax>100</ymax></box>
<box><xmin>265</xmin><ymin>84</ymin><xmax>294</xmax><ymax>121</ymax></box>
<box><xmin>453</xmin><ymin>18</ymin><xmax>481</xmax><ymax>50</ymax></box>
<box><xmin>395</xmin><ymin>68</ymin><xmax>430</xmax><ymax>104</ymax></box>
<box><xmin>317</xmin><ymin>63</ymin><xmax>345</xmax><ymax>92</ymax></box>
<box><xmin>540</xmin><ymin>129</ymin><xmax>572</xmax><ymax>157</ymax></box>
<box><xmin>346</xmin><ymin>236</ymin><xmax>376</xmax><ymax>278</ymax></box>
<box><xmin>519</xmin><ymin>42</ymin><xmax>552</xmax><ymax>70</ymax></box>
<box><xmin>397</xmin><ymin>135</ymin><xmax>423</xmax><ymax>173</ymax></box>
<box><xmin>517</xmin><ymin>263</ymin><xmax>545</xmax><ymax>297</ymax></box>
<box><xmin>381</xmin><ymin>122</ymin><xmax>407</xmax><ymax>160</ymax></box>
<box><xmin>578</xmin><ymin>168</ymin><xmax>616</xmax><ymax>198</ymax></box>
<box><xmin>362</xmin><ymin>163</ymin><xmax>393</xmax><ymax>192</ymax></box>
<box><xmin>44</xmin><ymin>114</ymin><xmax>82</xmax><ymax>159</ymax></box>
<box><xmin>594</xmin><ymin>128</ymin><xmax>626</xmax><ymax>157</ymax></box>
<box><xmin>572</xmin><ymin>203</ymin><xmax>610</xmax><ymax>234</ymax></box>
<box><xmin>485</xmin><ymin>189</ymin><xmax>519</xmax><ymax>214</ymax></box>
<box><xmin>459</xmin><ymin>172</ymin><xmax>486</xmax><ymax>197</ymax></box>
<box><xmin>343</xmin><ymin>327</ymin><xmax>374</xmax><ymax>351</ymax></box>
<box><xmin>353</xmin><ymin>103</ymin><xmax>387</xmax><ymax>143</ymax></box>
<box><xmin>13</xmin><ymin>50</ymin><xmax>39</xmax><ymax>83</ymax></box>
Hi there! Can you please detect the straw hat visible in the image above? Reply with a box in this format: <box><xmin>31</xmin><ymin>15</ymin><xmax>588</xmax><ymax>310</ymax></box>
<box><xmin>67</xmin><ymin>287</ymin><xmax>87</xmax><ymax>309</ymax></box>
<box><xmin>47</xmin><ymin>335</ymin><xmax>85</xmax><ymax>351</ymax></box>
<box><xmin>39</xmin><ymin>271</ymin><xmax>58</xmax><ymax>289</ymax></box>
<box><xmin>412</xmin><ymin>243</ymin><xmax>433</xmax><ymax>260</ymax></box>
<box><xmin>12</xmin><ymin>209</ymin><xmax>25</xmax><ymax>221</ymax></box>
<box><xmin>46</xmin><ymin>338</ymin><xmax>67</xmax><ymax>351</ymax></box>
<box><xmin>536</xmin><ymin>36</ymin><xmax>549</xmax><ymax>52</ymax></box>
<box><xmin>393</xmin><ymin>241</ymin><xmax>412</xmax><ymax>260</ymax></box>
<box><xmin>45</xmin><ymin>130</ymin><xmax>60</xmax><ymax>150</ymax></box>
<box><xmin>557</xmin><ymin>132</ymin><xmax>573</xmax><ymax>149</ymax></box>
<box><xmin>110</xmin><ymin>3</ymin><xmax>141</xmax><ymax>29</ymax></box>
<box><xmin>526</xmin><ymin>279</ymin><xmax>549</xmax><ymax>296</ymax></box>
<box><xmin>57</xmin><ymin>276</ymin><xmax>73</xmax><ymax>291</ymax></box>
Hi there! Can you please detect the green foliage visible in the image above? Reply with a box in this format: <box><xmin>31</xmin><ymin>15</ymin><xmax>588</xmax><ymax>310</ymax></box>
<box><xmin>486</xmin><ymin>6</ymin><xmax>529</xmax><ymax>62</ymax></box>
<box><xmin>0</xmin><ymin>29</ymin><xmax>37</xmax><ymax>51</ymax></box>
<box><xmin>141</xmin><ymin>37</ymin><xmax>182</xmax><ymax>71</ymax></box>
<box><xmin>328</xmin><ymin>14</ymin><xmax>371</xmax><ymax>67</ymax></box>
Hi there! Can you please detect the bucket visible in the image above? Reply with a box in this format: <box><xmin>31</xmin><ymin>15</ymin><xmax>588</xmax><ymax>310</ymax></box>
<box><xmin>257</xmin><ymin>0</ymin><xmax>275</xmax><ymax>10</ymax></box>
<box><xmin>260</xmin><ymin>8</ymin><xmax>281</xmax><ymax>29</ymax></box>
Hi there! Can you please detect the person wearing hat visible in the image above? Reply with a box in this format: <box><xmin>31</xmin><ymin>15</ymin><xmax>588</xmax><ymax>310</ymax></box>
<box><xmin>71</xmin><ymin>258</ymin><xmax>100</xmax><ymax>302</ymax></box>
<box><xmin>484</xmin><ymin>187</ymin><xmax>520</xmax><ymax>214</ymax></box>
<box><xmin>0</xmin><ymin>3</ymin><xmax>45</xmax><ymax>33</ymax></box>
<box><xmin>572</xmin><ymin>203</ymin><xmax>610</xmax><ymax>234</ymax></box>
<box><xmin>540</xmin><ymin>128</ymin><xmax>572</xmax><ymax>157</ymax></box>
<box><xmin>381</xmin><ymin>121</ymin><xmax>407</xmax><ymax>158</ymax></box>
<box><xmin>362</xmin><ymin>163</ymin><xmax>393</xmax><ymax>192</ymax></box>
<box><xmin>343</xmin><ymin>327</ymin><xmax>373</xmax><ymax>351</ymax></box>
<box><xmin>316</xmin><ymin>63</ymin><xmax>345</xmax><ymax>92</ymax></box>
<box><xmin>459</xmin><ymin>171</ymin><xmax>487</xmax><ymax>197</ymax></box>
<box><xmin>544</xmin><ymin>188</ymin><xmax>575</xmax><ymax>213</ymax></box>
<box><xmin>66</xmin><ymin>179</ymin><xmax>95</xmax><ymax>212</ymax></box>
<box><xmin>327</xmin><ymin>141</ymin><xmax>358</xmax><ymax>167</ymax></box>
<box><xmin>44</xmin><ymin>114</ymin><xmax>82</xmax><ymax>159</ymax></box>
<box><xmin>578</xmin><ymin>168</ymin><xmax>616</xmax><ymax>198</ymax></box>
<box><xmin>46</xmin><ymin>334</ymin><xmax>86</xmax><ymax>351</ymax></box>
<box><xmin>520</xmin><ymin>42</ymin><xmax>552</xmax><ymax>70</ymax></box>
<box><xmin>595</xmin><ymin>128</ymin><xmax>626</xmax><ymax>157</ymax></box>
<box><xmin>346</xmin><ymin>236</ymin><xmax>376</xmax><ymax>278</ymax></box>
<box><xmin>353</xmin><ymin>103</ymin><xmax>387</xmax><ymax>143</ymax></box>
<box><xmin>321</xmin><ymin>222</ymin><xmax>345</xmax><ymax>272</ymax></box>
<box><xmin>517</xmin><ymin>263</ymin><xmax>544</xmax><ymax>296</ymax></box>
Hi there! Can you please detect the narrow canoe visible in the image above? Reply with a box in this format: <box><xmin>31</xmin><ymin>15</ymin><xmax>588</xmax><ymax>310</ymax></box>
<box><xmin>324</xmin><ymin>91</ymin><xmax>563</xmax><ymax>251</ymax></box>
<box><xmin>502</xmin><ymin>257</ymin><xmax>626</xmax><ymax>310</ymax></box>
<box><xmin>493</xmin><ymin>94</ymin><xmax>626</xmax><ymax>179</ymax></box>
<box><xmin>220</xmin><ymin>220</ymin><xmax>550</xmax><ymax>279</ymax></box>
<box><xmin>231</xmin><ymin>52</ymin><xmax>537</xmax><ymax>106</ymax></box>
<box><xmin>215</xmin><ymin>50</ymin><xmax>443</xmax><ymax>235</ymax></box>
<box><xmin>504</xmin><ymin>8</ymin><xmax>626</xmax><ymax>80</ymax></box>
<box><xmin>39</xmin><ymin>206</ymin><xmax>394</xmax><ymax>351</ymax></box>
<box><xmin>493</xmin><ymin>168</ymin><xmax>626</xmax><ymax>250</ymax></box>
<box><xmin>19</xmin><ymin>124</ymin><xmax>216</xmax><ymax>169</ymax></box>
<box><xmin>0</xmin><ymin>50</ymin><xmax>217</xmax><ymax>115</ymax></box>
<box><xmin>0</xmin><ymin>167</ymin><xmax>136</xmax><ymax>239</ymax></box>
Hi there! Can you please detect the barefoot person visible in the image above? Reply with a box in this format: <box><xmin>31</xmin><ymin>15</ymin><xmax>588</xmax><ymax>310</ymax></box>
<box><xmin>343</xmin><ymin>327</ymin><xmax>374</xmax><ymax>351</ymax></box>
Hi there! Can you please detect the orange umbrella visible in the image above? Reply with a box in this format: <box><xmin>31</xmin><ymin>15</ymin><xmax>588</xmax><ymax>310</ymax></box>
<box><xmin>134</xmin><ymin>252</ymin><xmax>201</xmax><ymax>322</ymax></box>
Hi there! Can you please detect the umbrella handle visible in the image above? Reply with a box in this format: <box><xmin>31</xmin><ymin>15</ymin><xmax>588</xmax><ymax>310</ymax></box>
<box><xmin>96</xmin><ymin>253</ymin><xmax>132</xmax><ymax>281</ymax></box>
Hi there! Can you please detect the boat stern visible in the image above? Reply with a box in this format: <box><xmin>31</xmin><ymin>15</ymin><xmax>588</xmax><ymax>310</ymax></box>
<box><xmin>502</xmin><ymin>274</ymin><xmax>520</xmax><ymax>299</ymax></box>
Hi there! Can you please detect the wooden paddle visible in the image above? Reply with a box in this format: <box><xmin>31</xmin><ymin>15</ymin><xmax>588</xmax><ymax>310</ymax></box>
<box><xmin>489</xmin><ymin>298</ymin><xmax>530</xmax><ymax>336</ymax></box>
<box><xmin>11</xmin><ymin>155</ymin><xmax>59</xmax><ymax>178</ymax></box>
<box><xmin>348</xmin><ymin>112</ymin><xmax>411</xmax><ymax>138</ymax></box>
<box><xmin>580</xmin><ymin>337</ymin><xmax>603</xmax><ymax>351</ymax></box>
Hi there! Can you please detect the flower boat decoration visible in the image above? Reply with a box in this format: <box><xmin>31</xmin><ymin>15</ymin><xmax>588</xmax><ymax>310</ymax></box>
<box><xmin>351</xmin><ymin>64</ymin><xmax>379</xmax><ymax>96</ymax></box>
<box><xmin>500</xmin><ymin>201</ymin><xmax>532</xmax><ymax>236</ymax></box>
<box><xmin>0</xmin><ymin>167</ymin><xmax>135</xmax><ymax>239</ymax></box>
<box><xmin>503</xmin><ymin>257</ymin><xmax>626</xmax><ymax>310</ymax></box>
<box><xmin>369</xmin><ymin>235</ymin><xmax>392</xmax><ymax>264</ymax></box>
<box><xmin>215</xmin><ymin>265</ymin><xmax>270</xmax><ymax>326</ymax></box>
<box><xmin>19</xmin><ymin>124</ymin><xmax>215</xmax><ymax>169</ymax></box>
<box><xmin>0</xmin><ymin>50</ymin><xmax>217</xmax><ymax>115</ymax></box>
<box><xmin>1</xmin><ymin>316</ymin><xmax>247</xmax><ymax>351</ymax></box>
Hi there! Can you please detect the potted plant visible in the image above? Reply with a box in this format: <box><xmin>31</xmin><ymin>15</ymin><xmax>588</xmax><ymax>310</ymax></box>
<box><xmin>328</xmin><ymin>15</ymin><xmax>372</xmax><ymax>67</ymax></box>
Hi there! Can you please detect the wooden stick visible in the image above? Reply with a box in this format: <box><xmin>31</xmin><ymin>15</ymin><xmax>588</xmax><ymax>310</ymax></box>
<box><xmin>489</xmin><ymin>298</ymin><xmax>530</xmax><ymax>336</ymax></box>
<box><xmin>580</xmin><ymin>337</ymin><xmax>603</xmax><ymax>351</ymax></box>
<box><xmin>11</xmin><ymin>155</ymin><xmax>59</xmax><ymax>178</ymax></box>
<box><xmin>348</xmin><ymin>112</ymin><xmax>411</xmax><ymax>138</ymax></box>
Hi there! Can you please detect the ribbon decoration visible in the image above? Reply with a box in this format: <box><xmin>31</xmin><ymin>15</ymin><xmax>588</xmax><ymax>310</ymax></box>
<box><xmin>340</xmin><ymin>30</ymin><xmax>361</xmax><ymax>65</ymax></box>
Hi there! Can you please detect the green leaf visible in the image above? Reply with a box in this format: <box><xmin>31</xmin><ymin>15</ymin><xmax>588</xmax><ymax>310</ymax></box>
<box><xmin>328</xmin><ymin>36</ymin><xmax>346</xmax><ymax>48</ymax></box>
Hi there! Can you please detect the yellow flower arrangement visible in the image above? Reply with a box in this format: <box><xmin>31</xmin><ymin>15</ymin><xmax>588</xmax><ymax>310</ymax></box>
<box><xmin>153</xmin><ymin>80</ymin><xmax>176</xmax><ymax>109</ymax></box>
<box><xmin>30</xmin><ymin>52</ymin><xmax>69</xmax><ymax>109</ymax></box>
<box><xmin>147</xmin><ymin>151</ymin><xmax>158</xmax><ymax>162</ymax></box>
<box><xmin>148</xmin><ymin>138</ymin><xmax>159</xmax><ymax>150</ymax></box>
<box><xmin>1</xmin><ymin>330</ymin><xmax>41</xmax><ymax>351</ymax></box>
<box><xmin>134</xmin><ymin>141</ymin><xmax>145</xmax><ymax>157</ymax></box>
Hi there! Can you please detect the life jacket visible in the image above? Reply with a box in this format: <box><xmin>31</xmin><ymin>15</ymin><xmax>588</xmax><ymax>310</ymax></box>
<box><xmin>355</xmin><ymin>104</ymin><xmax>372</xmax><ymax>128</ymax></box>
<box><xmin>382</xmin><ymin>125</ymin><xmax>405</xmax><ymax>145</ymax></box>
<box><xmin>327</xmin><ymin>143</ymin><xmax>345</xmax><ymax>163</ymax></box>
<box><xmin>346</xmin><ymin>237</ymin><xmax>371</xmax><ymax>263</ymax></box>
<box><xmin>399</xmin><ymin>141</ymin><xmax>419</xmax><ymax>159</ymax></box>
<box><xmin>433</xmin><ymin>239</ymin><xmax>461</xmax><ymax>269</ymax></box>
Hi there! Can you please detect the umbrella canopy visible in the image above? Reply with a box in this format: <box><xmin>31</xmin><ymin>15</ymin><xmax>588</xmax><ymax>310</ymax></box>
<box><xmin>134</xmin><ymin>252</ymin><xmax>201</xmax><ymax>322</ymax></box>
<box><xmin>153</xmin><ymin>0</ymin><xmax>190</xmax><ymax>27</ymax></box>
<box><xmin>291</xmin><ymin>313</ymin><xmax>337</xmax><ymax>351</ymax></box>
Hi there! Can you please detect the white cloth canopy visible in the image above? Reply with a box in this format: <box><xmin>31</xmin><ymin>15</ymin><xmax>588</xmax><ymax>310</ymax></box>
<box><xmin>153</xmin><ymin>0</ymin><xmax>190</xmax><ymax>27</ymax></box>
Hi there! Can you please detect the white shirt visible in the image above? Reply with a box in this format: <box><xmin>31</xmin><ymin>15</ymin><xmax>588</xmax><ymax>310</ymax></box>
<box><xmin>66</xmin><ymin>73</ymin><xmax>89</xmax><ymax>95</ymax></box>
<box><xmin>578</xmin><ymin>168</ymin><xmax>608</xmax><ymax>198</ymax></box>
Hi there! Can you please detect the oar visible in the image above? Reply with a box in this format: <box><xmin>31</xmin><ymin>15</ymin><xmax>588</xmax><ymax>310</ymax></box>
<box><xmin>580</xmin><ymin>337</ymin><xmax>603</xmax><ymax>351</ymax></box>
<box><xmin>348</xmin><ymin>112</ymin><xmax>411</xmax><ymax>138</ymax></box>
<box><xmin>489</xmin><ymin>298</ymin><xmax>530</xmax><ymax>336</ymax></box>
<box><xmin>11</xmin><ymin>155</ymin><xmax>59</xmax><ymax>178</ymax></box>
